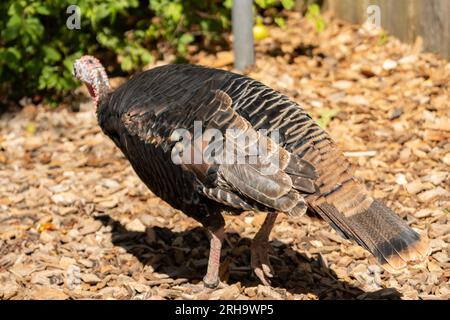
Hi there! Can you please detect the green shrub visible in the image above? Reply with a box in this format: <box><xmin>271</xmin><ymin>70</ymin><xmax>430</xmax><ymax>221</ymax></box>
<box><xmin>0</xmin><ymin>0</ymin><xmax>294</xmax><ymax>103</ymax></box>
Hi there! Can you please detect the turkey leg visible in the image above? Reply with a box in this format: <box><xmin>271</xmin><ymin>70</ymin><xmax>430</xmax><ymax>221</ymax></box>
<box><xmin>203</xmin><ymin>226</ymin><xmax>224</xmax><ymax>289</ymax></box>
<box><xmin>251</xmin><ymin>213</ymin><xmax>278</xmax><ymax>286</ymax></box>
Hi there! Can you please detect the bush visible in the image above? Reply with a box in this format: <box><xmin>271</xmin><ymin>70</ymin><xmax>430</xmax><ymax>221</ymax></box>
<box><xmin>0</xmin><ymin>0</ymin><xmax>294</xmax><ymax>103</ymax></box>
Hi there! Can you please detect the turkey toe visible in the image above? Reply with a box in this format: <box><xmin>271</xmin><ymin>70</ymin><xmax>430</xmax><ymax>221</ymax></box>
<box><xmin>251</xmin><ymin>242</ymin><xmax>274</xmax><ymax>286</ymax></box>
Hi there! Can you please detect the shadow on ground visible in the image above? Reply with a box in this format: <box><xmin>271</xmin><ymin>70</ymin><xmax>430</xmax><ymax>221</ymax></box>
<box><xmin>96</xmin><ymin>215</ymin><xmax>401</xmax><ymax>300</ymax></box>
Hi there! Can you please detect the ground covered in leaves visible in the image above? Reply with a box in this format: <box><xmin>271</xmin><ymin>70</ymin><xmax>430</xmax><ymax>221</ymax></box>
<box><xmin>0</xmin><ymin>12</ymin><xmax>449</xmax><ymax>300</ymax></box>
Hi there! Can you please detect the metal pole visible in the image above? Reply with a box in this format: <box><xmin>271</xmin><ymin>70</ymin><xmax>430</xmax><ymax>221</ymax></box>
<box><xmin>232</xmin><ymin>0</ymin><xmax>255</xmax><ymax>71</ymax></box>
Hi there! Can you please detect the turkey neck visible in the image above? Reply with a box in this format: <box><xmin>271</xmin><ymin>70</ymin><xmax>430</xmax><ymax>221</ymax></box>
<box><xmin>90</xmin><ymin>68</ymin><xmax>111</xmax><ymax>107</ymax></box>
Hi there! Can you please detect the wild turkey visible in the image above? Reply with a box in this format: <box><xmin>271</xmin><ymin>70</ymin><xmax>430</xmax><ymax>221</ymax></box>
<box><xmin>73</xmin><ymin>55</ymin><xmax>429</xmax><ymax>288</ymax></box>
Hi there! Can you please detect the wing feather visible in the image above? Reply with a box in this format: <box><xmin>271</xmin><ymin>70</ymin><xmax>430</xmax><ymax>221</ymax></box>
<box><xmin>121</xmin><ymin>87</ymin><xmax>317</xmax><ymax>213</ymax></box>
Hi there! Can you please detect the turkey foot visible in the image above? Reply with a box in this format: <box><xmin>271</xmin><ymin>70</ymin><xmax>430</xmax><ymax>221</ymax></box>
<box><xmin>187</xmin><ymin>281</ymin><xmax>227</xmax><ymax>295</ymax></box>
<box><xmin>251</xmin><ymin>213</ymin><xmax>278</xmax><ymax>286</ymax></box>
<box><xmin>203</xmin><ymin>226</ymin><xmax>224</xmax><ymax>289</ymax></box>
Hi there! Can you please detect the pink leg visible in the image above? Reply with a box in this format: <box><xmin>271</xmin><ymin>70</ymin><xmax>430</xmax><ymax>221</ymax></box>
<box><xmin>203</xmin><ymin>226</ymin><xmax>224</xmax><ymax>289</ymax></box>
<box><xmin>251</xmin><ymin>213</ymin><xmax>278</xmax><ymax>286</ymax></box>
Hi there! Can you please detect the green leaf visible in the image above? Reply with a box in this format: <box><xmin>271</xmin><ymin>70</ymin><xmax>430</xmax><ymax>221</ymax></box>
<box><xmin>3</xmin><ymin>15</ymin><xmax>21</xmax><ymax>41</ymax></box>
<box><xmin>38</xmin><ymin>66</ymin><xmax>59</xmax><ymax>90</ymax></box>
<box><xmin>141</xmin><ymin>51</ymin><xmax>153</xmax><ymax>65</ymax></box>
<box><xmin>316</xmin><ymin>19</ymin><xmax>325</xmax><ymax>33</ymax></box>
<box><xmin>43</xmin><ymin>46</ymin><xmax>61</xmax><ymax>62</ymax></box>
<box><xmin>377</xmin><ymin>31</ymin><xmax>389</xmax><ymax>46</ymax></box>
<box><xmin>281</xmin><ymin>0</ymin><xmax>295</xmax><ymax>10</ymax></box>
<box><xmin>223</xmin><ymin>0</ymin><xmax>233</xmax><ymax>9</ymax></box>
<box><xmin>274</xmin><ymin>17</ymin><xmax>286</xmax><ymax>28</ymax></box>
<box><xmin>0</xmin><ymin>47</ymin><xmax>21</xmax><ymax>63</ymax></box>
<box><xmin>179</xmin><ymin>32</ymin><xmax>194</xmax><ymax>45</ymax></box>
<box><xmin>165</xmin><ymin>2</ymin><xmax>183</xmax><ymax>22</ymax></box>
<box><xmin>97</xmin><ymin>32</ymin><xmax>120</xmax><ymax>49</ymax></box>
<box><xmin>255</xmin><ymin>0</ymin><xmax>267</xmax><ymax>8</ymax></box>
<box><xmin>63</xmin><ymin>54</ymin><xmax>81</xmax><ymax>72</ymax></box>
<box><xmin>31</xmin><ymin>2</ymin><xmax>51</xmax><ymax>16</ymax></box>
<box><xmin>23</xmin><ymin>17</ymin><xmax>44</xmax><ymax>44</ymax></box>
<box><xmin>255</xmin><ymin>0</ymin><xmax>278</xmax><ymax>9</ymax></box>
<box><xmin>7</xmin><ymin>2</ymin><xmax>23</xmax><ymax>17</ymax></box>
<box><xmin>120</xmin><ymin>56</ymin><xmax>133</xmax><ymax>71</ymax></box>
<box><xmin>307</xmin><ymin>4</ymin><xmax>321</xmax><ymax>17</ymax></box>
<box><xmin>317</xmin><ymin>108</ymin><xmax>340</xmax><ymax>129</ymax></box>
<box><xmin>35</xmin><ymin>6</ymin><xmax>50</xmax><ymax>15</ymax></box>
<box><xmin>306</xmin><ymin>4</ymin><xmax>326</xmax><ymax>33</ymax></box>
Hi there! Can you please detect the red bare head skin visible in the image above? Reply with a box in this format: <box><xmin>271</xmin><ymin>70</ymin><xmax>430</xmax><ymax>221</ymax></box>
<box><xmin>73</xmin><ymin>55</ymin><xmax>110</xmax><ymax>107</ymax></box>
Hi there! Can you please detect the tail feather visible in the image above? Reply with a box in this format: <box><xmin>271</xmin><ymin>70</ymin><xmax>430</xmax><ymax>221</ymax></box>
<box><xmin>295</xmin><ymin>121</ymin><xmax>429</xmax><ymax>272</ymax></box>
<box><xmin>312</xmin><ymin>198</ymin><xmax>429</xmax><ymax>272</ymax></box>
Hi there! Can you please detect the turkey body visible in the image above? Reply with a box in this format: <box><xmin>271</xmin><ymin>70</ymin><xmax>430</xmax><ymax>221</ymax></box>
<box><xmin>97</xmin><ymin>64</ymin><xmax>428</xmax><ymax>273</ymax></box>
<box><xmin>97</xmin><ymin>64</ymin><xmax>316</xmax><ymax>227</ymax></box>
